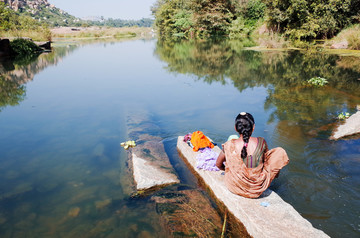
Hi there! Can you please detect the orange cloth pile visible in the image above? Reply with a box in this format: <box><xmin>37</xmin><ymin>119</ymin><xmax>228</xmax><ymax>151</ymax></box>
<box><xmin>190</xmin><ymin>131</ymin><xmax>214</xmax><ymax>152</ymax></box>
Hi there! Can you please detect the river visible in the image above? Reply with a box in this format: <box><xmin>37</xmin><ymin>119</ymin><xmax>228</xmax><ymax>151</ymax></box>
<box><xmin>0</xmin><ymin>38</ymin><xmax>359</xmax><ymax>237</ymax></box>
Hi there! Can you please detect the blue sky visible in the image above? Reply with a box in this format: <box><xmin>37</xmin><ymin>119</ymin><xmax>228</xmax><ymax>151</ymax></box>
<box><xmin>50</xmin><ymin>0</ymin><xmax>155</xmax><ymax>20</ymax></box>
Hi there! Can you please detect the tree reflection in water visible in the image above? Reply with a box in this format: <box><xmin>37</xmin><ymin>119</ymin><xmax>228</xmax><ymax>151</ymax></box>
<box><xmin>0</xmin><ymin>45</ymin><xmax>79</xmax><ymax>112</ymax></box>
<box><xmin>155</xmin><ymin>40</ymin><xmax>360</xmax><ymax>135</ymax></box>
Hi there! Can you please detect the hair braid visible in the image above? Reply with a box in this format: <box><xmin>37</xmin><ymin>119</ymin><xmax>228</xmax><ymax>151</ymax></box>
<box><xmin>235</xmin><ymin>113</ymin><xmax>255</xmax><ymax>159</ymax></box>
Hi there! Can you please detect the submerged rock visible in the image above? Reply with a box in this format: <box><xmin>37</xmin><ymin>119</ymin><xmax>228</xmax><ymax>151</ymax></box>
<box><xmin>95</xmin><ymin>198</ymin><xmax>111</xmax><ymax>210</ymax></box>
<box><xmin>125</xmin><ymin>111</ymin><xmax>179</xmax><ymax>191</ymax></box>
<box><xmin>68</xmin><ymin>207</ymin><xmax>80</xmax><ymax>217</ymax></box>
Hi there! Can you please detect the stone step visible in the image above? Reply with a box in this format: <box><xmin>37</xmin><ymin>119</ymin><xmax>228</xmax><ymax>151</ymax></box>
<box><xmin>177</xmin><ymin>136</ymin><xmax>329</xmax><ymax>238</ymax></box>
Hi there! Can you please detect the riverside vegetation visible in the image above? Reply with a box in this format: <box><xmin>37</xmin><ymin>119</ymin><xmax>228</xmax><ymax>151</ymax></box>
<box><xmin>152</xmin><ymin>0</ymin><xmax>360</xmax><ymax>49</ymax></box>
<box><xmin>1</xmin><ymin>0</ymin><xmax>360</xmax><ymax>49</ymax></box>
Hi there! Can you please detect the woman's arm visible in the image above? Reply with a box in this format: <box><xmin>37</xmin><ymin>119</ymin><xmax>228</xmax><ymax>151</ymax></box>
<box><xmin>216</xmin><ymin>151</ymin><xmax>226</xmax><ymax>171</ymax></box>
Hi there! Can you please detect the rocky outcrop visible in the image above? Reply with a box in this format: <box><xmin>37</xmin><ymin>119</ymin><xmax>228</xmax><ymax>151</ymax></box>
<box><xmin>331</xmin><ymin>110</ymin><xmax>360</xmax><ymax>140</ymax></box>
<box><xmin>1</xmin><ymin>0</ymin><xmax>54</xmax><ymax>11</ymax></box>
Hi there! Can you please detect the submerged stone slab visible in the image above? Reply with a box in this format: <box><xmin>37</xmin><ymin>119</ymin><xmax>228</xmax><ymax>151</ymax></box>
<box><xmin>331</xmin><ymin>111</ymin><xmax>360</xmax><ymax>140</ymax></box>
<box><xmin>177</xmin><ymin>136</ymin><xmax>329</xmax><ymax>238</ymax></box>
<box><xmin>131</xmin><ymin>135</ymin><xmax>179</xmax><ymax>190</ymax></box>
<box><xmin>132</xmin><ymin>153</ymin><xmax>179</xmax><ymax>190</ymax></box>
<box><xmin>125</xmin><ymin>110</ymin><xmax>179</xmax><ymax>191</ymax></box>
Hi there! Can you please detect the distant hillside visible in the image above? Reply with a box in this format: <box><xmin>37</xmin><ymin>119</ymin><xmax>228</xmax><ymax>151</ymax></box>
<box><xmin>1</xmin><ymin>0</ymin><xmax>153</xmax><ymax>27</ymax></box>
<box><xmin>0</xmin><ymin>0</ymin><xmax>80</xmax><ymax>26</ymax></box>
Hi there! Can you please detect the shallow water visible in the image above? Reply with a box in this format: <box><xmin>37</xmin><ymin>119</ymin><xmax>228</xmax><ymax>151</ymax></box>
<box><xmin>0</xmin><ymin>39</ymin><xmax>359</xmax><ymax>237</ymax></box>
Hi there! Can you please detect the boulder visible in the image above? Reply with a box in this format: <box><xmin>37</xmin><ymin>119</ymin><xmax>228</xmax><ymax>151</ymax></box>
<box><xmin>35</xmin><ymin>41</ymin><xmax>51</xmax><ymax>50</ymax></box>
<box><xmin>331</xmin><ymin>110</ymin><xmax>360</xmax><ymax>140</ymax></box>
<box><xmin>0</xmin><ymin>39</ymin><xmax>11</xmax><ymax>58</ymax></box>
<box><xmin>330</xmin><ymin>40</ymin><xmax>348</xmax><ymax>49</ymax></box>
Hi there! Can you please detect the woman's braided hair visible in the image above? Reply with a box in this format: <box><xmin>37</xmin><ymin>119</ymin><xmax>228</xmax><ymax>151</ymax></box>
<box><xmin>235</xmin><ymin>112</ymin><xmax>255</xmax><ymax>159</ymax></box>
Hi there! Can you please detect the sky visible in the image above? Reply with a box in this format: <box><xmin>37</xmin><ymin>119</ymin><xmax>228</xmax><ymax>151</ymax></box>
<box><xmin>49</xmin><ymin>0</ymin><xmax>156</xmax><ymax>20</ymax></box>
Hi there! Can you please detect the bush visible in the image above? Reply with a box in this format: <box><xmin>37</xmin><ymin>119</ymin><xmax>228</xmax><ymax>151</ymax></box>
<box><xmin>307</xmin><ymin>77</ymin><xmax>328</xmax><ymax>87</ymax></box>
<box><xmin>10</xmin><ymin>38</ymin><xmax>41</xmax><ymax>57</ymax></box>
<box><xmin>229</xmin><ymin>17</ymin><xmax>253</xmax><ymax>39</ymax></box>
<box><xmin>346</xmin><ymin>25</ymin><xmax>360</xmax><ymax>50</ymax></box>
<box><xmin>245</xmin><ymin>0</ymin><xmax>266</xmax><ymax>20</ymax></box>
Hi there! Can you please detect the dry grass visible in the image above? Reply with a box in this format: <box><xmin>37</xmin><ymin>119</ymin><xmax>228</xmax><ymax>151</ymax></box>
<box><xmin>51</xmin><ymin>26</ymin><xmax>154</xmax><ymax>40</ymax></box>
<box><xmin>326</xmin><ymin>24</ymin><xmax>360</xmax><ymax>50</ymax></box>
<box><xmin>0</xmin><ymin>29</ymin><xmax>52</xmax><ymax>42</ymax></box>
<box><xmin>252</xmin><ymin>23</ymin><xmax>289</xmax><ymax>49</ymax></box>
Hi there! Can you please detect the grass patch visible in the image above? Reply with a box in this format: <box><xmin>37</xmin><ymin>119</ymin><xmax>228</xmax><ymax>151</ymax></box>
<box><xmin>326</xmin><ymin>24</ymin><xmax>360</xmax><ymax>50</ymax></box>
<box><xmin>252</xmin><ymin>23</ymin><xmax>289</xmax><ymax>49</ymax></box>
<box><xmin>0</xmin><ymin>28</ymin><xmax>52</xmax><ymax>42</ymax></box>
<box><xmin>51</xmin><ymin>27</ymin><xmax>153</xmax><ymax>40</ymax></box>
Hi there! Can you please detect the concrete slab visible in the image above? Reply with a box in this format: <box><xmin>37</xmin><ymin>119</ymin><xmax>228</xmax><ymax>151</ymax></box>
<box><xmin>177</xmin><ymin>136</ymin><xmax>329</xmax><ymax>238</ymax></box>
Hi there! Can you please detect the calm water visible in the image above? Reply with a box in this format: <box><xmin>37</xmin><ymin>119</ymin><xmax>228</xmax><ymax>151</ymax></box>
<box><xmin>0</xmin><ymin>39</ymin><xmax>359</xmax><ymax>237</ymax></box>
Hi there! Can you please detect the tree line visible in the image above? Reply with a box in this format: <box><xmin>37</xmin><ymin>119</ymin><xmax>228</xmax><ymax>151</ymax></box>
<box><xmin>152</xmin><ymin>0</ymin><xmax>360</xmax><ymax>41</ymax></box>
<box><xmin>85</xmin><ymin>18</ymin><xmax>153</xmax><ymax>28</ymax></box>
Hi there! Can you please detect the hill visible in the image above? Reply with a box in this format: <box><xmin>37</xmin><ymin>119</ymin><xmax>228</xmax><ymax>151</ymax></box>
<box><xmin>1</xmin><ymin>0</ymin><xmax>153</xmax><ymax>27</ymax></box>
<box><xmin>0</xmin><ymin>0</ymin><xmax>79</xmax><ymax>26</ymax></box>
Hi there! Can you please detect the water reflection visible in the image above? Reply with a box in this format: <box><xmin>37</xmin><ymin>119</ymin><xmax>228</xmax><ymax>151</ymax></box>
<box><xmin>0</xmin><ymin>75</ymin><xmax>26</xmax><ymax>112</ymax></box>
<box><xmin>0</xmin><ymin>39</ymin><xmax>359</xmax><ymax>237</ymax></box>
<box><xmin>155</xmin><ymin>40</ymin><xmax>360</xmax><ymax>237</ymax></box>
<box><xmin>155</xmin><ymin>40</ymin><xmax>360</xmax><ymax>132</ymax></box>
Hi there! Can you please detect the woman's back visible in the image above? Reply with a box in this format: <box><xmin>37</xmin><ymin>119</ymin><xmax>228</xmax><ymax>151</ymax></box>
<box><xmin>229</xmin><ymin>137</ymin><xmax>267</xmax><ymax>168</ymax></box>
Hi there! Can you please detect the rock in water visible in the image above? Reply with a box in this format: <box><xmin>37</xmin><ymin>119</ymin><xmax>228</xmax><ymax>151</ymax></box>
<box><xmin>331</xmin><ymin>111</ymin><xmax>360</xmax><ymax>140</ymax></box>
<box><xmin>68</xmin><ymin>207</ymin><xmax>80</xmax><ymax>217</ymax></box>
<box><xmin>125</xmin><ymin>110</ymin><xmax>179</xmax><ymax>191</ymax></box>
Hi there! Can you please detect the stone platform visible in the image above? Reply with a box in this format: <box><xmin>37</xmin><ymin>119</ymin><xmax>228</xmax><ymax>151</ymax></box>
<box><xmin>177</xmin><ymin>136</ymin><xmax>329</xmax><ymax>238</ymax></box>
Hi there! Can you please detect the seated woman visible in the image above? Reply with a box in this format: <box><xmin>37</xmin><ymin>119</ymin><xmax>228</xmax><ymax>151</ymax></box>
<box><xmin>216</xmin><ymin>112</ymin><xmax>289</xmax><ymax>198</ymax></box>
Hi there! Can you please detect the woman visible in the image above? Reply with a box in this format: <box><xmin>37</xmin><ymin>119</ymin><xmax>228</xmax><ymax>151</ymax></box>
<box><xmin>216</xmin><ymin>112</ymin><xmax>289</xmax><ymax>198</ymax></box>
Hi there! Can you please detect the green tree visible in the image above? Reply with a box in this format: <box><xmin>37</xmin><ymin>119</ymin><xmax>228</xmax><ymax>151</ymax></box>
<box><xmin>264</xmin><ymin>0</ymin><xmax>358</xmax><ymax>40</ymax></box>
<box><xmin>191</xmin><ymin>0</ymin><xmax>236</xmax><ymax>37</ymax></box>
<box><xmin>0</xmin><ymin>2</ymin><xmax>18</xmax><ymax>30</ymax></box>
<box><xmin>152</xmin><ymin>0</ymin><xmax>237</xmax><ymax>38</ymax></box>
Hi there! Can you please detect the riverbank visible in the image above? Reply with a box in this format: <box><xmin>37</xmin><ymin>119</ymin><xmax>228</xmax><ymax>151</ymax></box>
<box><xmin>51</xmin><ymin>27</ymin><xmax>154</xmax><ymax>40</ymax></box>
